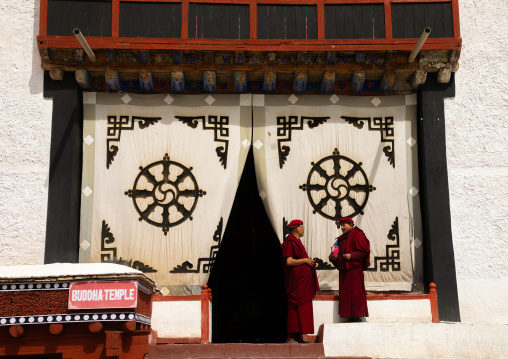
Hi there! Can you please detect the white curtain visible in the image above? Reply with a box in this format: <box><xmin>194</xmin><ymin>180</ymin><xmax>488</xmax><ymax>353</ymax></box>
<box><xmin>253</xmin><ymin>94</ymin><xmax>419</xmax><ymax>291</ymax></box>
<box><xmin>80</xmin><ymin>93</ymin><xmax>252</xmax><ymax>287</ymax></box>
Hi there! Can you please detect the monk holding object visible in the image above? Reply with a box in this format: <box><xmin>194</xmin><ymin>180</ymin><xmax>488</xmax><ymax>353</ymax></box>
<box><xmin>281</xmin><ymin>219</ymin><xmax>320</xmax><ymax>343</ymax></box>
<box><xmin>329</xmin><ymin>217</ymin><xmax>370</xmax><ymax>322</ymax></box>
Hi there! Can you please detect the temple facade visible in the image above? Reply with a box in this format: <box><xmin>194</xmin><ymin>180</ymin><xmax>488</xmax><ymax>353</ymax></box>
<box><xmin>0</xmin><ymin>0</ymin><xmax>507</xmax><ymax>357</ymax></box>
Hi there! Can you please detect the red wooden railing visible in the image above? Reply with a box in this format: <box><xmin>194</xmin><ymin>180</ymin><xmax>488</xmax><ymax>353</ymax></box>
<box><xmin>38</xmin><ymin>0</ymin><xmax>460</xmax><ymax>52</ymax></box>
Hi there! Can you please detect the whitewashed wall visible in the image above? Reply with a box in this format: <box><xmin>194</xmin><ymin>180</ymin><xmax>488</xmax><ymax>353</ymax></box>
<box><xmin>445</xmin><ymin>0</ymin><xmax>508</xmax><ymax>324</ymax></box>
<box><xmin>0</xmin><ymin>0</ymin><xmax>507</xmax><ymax>326</ymax></box>
<box><xmin>0</xmin><ymin>1</ymin><xmax>52</xmax><ymax>265</ymax></box>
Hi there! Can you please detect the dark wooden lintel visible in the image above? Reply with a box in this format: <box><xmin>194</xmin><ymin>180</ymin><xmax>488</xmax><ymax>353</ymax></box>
<box><xmin>42</xmin><ymin>62</ymin><xmax>421</xmax><ymax>73</ymax></box>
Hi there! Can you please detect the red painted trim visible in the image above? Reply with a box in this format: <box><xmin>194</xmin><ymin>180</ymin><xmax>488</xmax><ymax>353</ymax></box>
<box><xmin>384</xmin><ymin>0</ymin><xmax>392</xmax><ymax>40</ymax></box>
<box><xmin>187</xmin><ymin>0</ymin><xmax>250</xmax><ymax>2</ymax></box>
<box><xmin>256</xmin><ymin>0</ymin><xmax>317</xmax><ymax>3</ymax></box>
<box><xmin>250</xmin><ymin>0</ymin><xmax>257</xmax><ymax>40</ymax></box>
<box><xmin>317</xmin><ymin>0</ymin><xmax>325</xmax><ymax>40</ymax></box>
<box><xmin>314</xmin><ymin>282</ymin><xmax>440</xmax><ymax>322</ymax></box>
<box><xmin>39</xmin><ymin>0</ymin><xmax>48</xmax><ymax>37</ymax></box>
<box><xmin>156</xmin><ymin>337</ymin><xmax>201</xmax><ymax>344</ymax></box>
<box><xmin>314</xmin><ymin>293</ymin><xmax>433</xmax><ymax>301</ymax></box>
<box><xmin>200</xmin><ymin>285</ymin><xmax>212</xmax><ymax>344</ymax></box>
<box><xmin>451</xmin><ymin>0</ymin><xmax>461</xmax><ymax>39</ymax></box>
<box><xmin>153</xmin><ymin>295</ymin><xmax>201</xmax><ymax>301</ymax></box>
<box><xmin>112</xmin><ymin>0</ymin><xmax>120</xmax><ymax>37</ymax></box>
<box><xmin>181</xmin><ymin>0</ymin><xmax>189</xmax><ymax>39</ymax></box>
<box><xmin>37</xmin><ymin>36</ymin><xmax>461</xmax><ymax>52</ymax></box>
<box><xmin>429</xmin><ymin>282</ymin><xmax>439</xmax><ymax>323</ymax></box>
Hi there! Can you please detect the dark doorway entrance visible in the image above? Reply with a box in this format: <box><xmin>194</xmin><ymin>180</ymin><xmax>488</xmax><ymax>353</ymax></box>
<box><xmin>207</xmin><ymin>148</ymin><xmax>287</xmax><ymax>343</ymax></box>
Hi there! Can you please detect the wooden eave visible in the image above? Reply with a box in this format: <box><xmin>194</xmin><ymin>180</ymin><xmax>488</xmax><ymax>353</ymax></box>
<box><xmin>37</xmin><ymin>0</ymin><xmax>462</xmax><ymax>95</ymax></box>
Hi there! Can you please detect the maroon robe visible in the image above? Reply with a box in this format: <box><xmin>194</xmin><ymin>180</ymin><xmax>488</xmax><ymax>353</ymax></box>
<box><xmin>332</xmin><ymin>227</ymin><xmax>370</xmax><ymax>318</ymax></box>
<box><xmin>281</xmin><ymin>234</ymin><xmax>320</xmax><ymax>334</ymax></box>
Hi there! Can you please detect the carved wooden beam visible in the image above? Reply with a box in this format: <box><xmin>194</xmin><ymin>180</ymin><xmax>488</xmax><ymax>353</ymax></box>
<box><xmin>74</xmin><ymin>49</ymin><xmax>84</xmax><ymax>62</ymax></box>
<box><xmin>171</xmin><ymin>70</ymin><xmax>185</xmax><ymax>92</ymax></box>
<box><xmin>204</xmin><ymin>51</ymin><xmax>214</xmax><ymax>65</ymax></box>
<box><xmin>106</xmin><ymin>49</ymin><xmax>116</xmax><ymax>63</ymax></box>
<box><xmin>236</xmin><ymin>51</ymin><xmax>245</xmax><ymax>65</ymax></box>
<box><xmin>450</xmin><ymin>49</ymin><xmax>460</xmax><ymax>71</ymax></box>
<box><xmin>380</xmin><ymin>70</ymin><xmax>396</xmax><ymax>92</ymax></box>
<box><xmin>49</xmin><ymin>67</ymin><xmax>64</xmax><ymax>81</ymax></box>
<box><xmin>355</xmin><ymin>52</ymin><xmax>365</xmax><ymax>64</ymax></box>
<box><xmin>75</xmin><ymin>69</ymin><xmax>92</xmax><ymax>90</ymax></box>
<box><xmin>327</xmin><ymin>51</ymin><xmax>336</xmax><ymax>64</ymax></box>
<box><xmin>267</xmin><ymin>52</ymin><xmax>276</xmax><ymax>64</ymax></box>
<box><xmin>140</xmin><ymin>50</ymin><xmax>150</xmax><ymax>64</ymax></box>
<box><xmin>173</xmin><ymin>51</ymin><xmax>183</xmax><ymax>64</ymax></box>
<box><xmin>139</xmin><ymin>69</ymin><xmax>154</xmax><ymax>91</ymax></box>
<box><xmin>352</xmin><ymin>70</ymin><xmax>365</xmax><ymax>92</ymax></box>
<box><xmin>122</xmin><ymin>320</ymin><xmax>137</xmax><ymax>333</ymax></box>
<box><xmin>297</xmin><ymin>52</ymin><xmax>307</xmax><ymax>64</ymax></box>
<box><xmin>40</xmin><ymin>48</ymin><xmax>50</xmax><ymax>61</ymax></box>
<box><xmin>263</xmin><ymin>71</ymin><xmax>276</xmax><ymax>92</ymax></box>
<box><xmin>321</xmin><ymin>71</ymin><xmax>335</xmax><ymax>92</ymax></box>
<box><xmin>9</xmin><ymin>325</ymin><xmax>24</xmax><ymax>338</ymax></box>
<box><xmin>411</xmin><ymin>69</ymin><xmax>427</xmax><ymax>89</ymax></box>
<box><xmin>386</xmin><ymin>51</ymin><xmax>397</xmax><ymax>66</ymax></box>
<box><xmin>105</xmin><ymin>69</ymin><xmax>121</xmax><ymax>91</ymax></box>
<box><xmin>234</xmin><ymin>71</ymin><xmax>247</xmax><ymax>93</ymax></box>
<box><xmin>89</xmin><ymin>321</ymin><xmax>103</xmax><ymax>334</ymax></box>
<box><xmin>49</xmin><ymin>323</ymin><xmax>64</xmax><ymax>335</ymax></box>
<box><xmin>294</xmin><ymin>71</ymin><xmax>307</xmax><ymax>93</ymax></box>
<box><xmin>203</xmin><ymin>70</ymin><xmax>216</xmax><ymax>92</ymax></box>
<box><xmin>438</xmin><ymin>68</ymin><xmax>452</xmax><ymax>83</ymax></box>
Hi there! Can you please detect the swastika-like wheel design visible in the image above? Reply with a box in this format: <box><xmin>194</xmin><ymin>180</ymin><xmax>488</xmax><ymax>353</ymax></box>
<box><xmin>300</xmin><ymin>148</ymin><xmax>375</xmax><ymax>221</ymax></box>
<box><xmin>125</xmin><ymin>154</ymin><xmax>206</xmax><ymax>235</ymax></box>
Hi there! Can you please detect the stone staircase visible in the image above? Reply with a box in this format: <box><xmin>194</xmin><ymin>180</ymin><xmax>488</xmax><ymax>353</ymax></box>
<box><xmin>147</xmin><ymin>343</ymin><xmax>371</xmax><ymax>359</ymax></box>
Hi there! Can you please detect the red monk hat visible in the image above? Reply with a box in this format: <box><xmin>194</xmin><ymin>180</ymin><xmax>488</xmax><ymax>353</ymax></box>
<box><xmin>338</xmin><ymin>217</ymin><xmax>354</xmax><ymax>225</ymax></box>
<box><xmin>288</xmin><ymin>219</ymin><xmax>303</xmax><ymax>228</ymax></box>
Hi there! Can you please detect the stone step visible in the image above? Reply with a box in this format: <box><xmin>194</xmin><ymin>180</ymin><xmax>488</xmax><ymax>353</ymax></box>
<box><xmin>147</xmin><ymin>343</ymin><xmax>371</xmax><ymax>359</ymax></box>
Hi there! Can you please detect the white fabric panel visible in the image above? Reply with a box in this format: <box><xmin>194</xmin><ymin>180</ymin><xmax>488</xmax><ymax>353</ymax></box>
<box><xmin>253</xmin><ymin>95</ymin><xmax>418</xmax><ymax>291</ymax></box>
<box><xmin>80</xmin><ymin>93</ymin><xmax>252</xmax><ymax>287</ymax></box>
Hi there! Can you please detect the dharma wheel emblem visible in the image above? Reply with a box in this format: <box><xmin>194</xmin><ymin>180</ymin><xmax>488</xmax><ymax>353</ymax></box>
<box><xmin>300</xmin><ymin>149</ymin><xmax>375</xmax><ymax>221</ymax></box>
<box><xmin>125</xmin><ymin>154</ymin><xmax>206</xmax><ymax>235</ymax></box>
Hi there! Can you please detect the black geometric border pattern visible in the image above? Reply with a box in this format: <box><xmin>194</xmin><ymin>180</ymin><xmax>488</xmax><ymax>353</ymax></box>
<box><xmin>0</xmin><ymin>282</ymin><xmax>69</xmax><ymax>291</ymax></box>
<box><xmin>100</xmin><ymin>220</ymin><xmax>158</xmax><ymax>273</ymax></box>
<box><xmin>106</xmin><ymin>115</ymin><xmax>162</xmax><ymax>169</ymax></box>
<box><xmin>175</xmin><ymin>115</ymin><xmax>230</xmax><ymax>169</ymax></box>
<box><xmin>366</xmin><ymin>217</ymin><xmax>401</xmax><ymax>272</ymax></box>
<box><xmin>341</xmin><ymin>116</ymin><xmax>395</xmax><ymax>168</ymax></box>
<box><xmin>0</xmin><ymin>313</ymin><xmax>150</xmax><ymax>326</ymax></box>
<box><xmin>277</xmin><ymin>116</ymin><xmax>330</xmax><ymax>169</ymax></box>
<box><xmin>170</xmin><ymin>217</ymin><xmax>223</xmax><ymax>274</ymax></box>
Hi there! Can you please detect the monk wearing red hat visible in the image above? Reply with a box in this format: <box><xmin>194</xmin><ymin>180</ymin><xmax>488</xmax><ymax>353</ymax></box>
<box><xmin>281</xmin><ymin>219</ymin><xmax>320</xmax><ymax>343</ymax></box>
<box><xmin>329</xmin><ymin>217</ymin><xmax>370</xmax><ymax>322</ymax></box>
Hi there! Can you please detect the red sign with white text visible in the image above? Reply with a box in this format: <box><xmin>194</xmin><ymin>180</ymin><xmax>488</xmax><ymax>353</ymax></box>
<box><xmin>68</xmin><ymin>281</ymin><xmax>138</xmax><ymax>309</ymax></box>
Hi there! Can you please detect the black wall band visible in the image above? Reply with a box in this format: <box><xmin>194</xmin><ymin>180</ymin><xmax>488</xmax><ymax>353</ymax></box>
<box><xmin>43</xmin><ymin>71</ymin><xmax>82</xmax><ymax>264</ymax></box>
<box><xmin>417</xmin><ymin>72</ymin><xmax>461</xmax><ymax>322</ymax></box>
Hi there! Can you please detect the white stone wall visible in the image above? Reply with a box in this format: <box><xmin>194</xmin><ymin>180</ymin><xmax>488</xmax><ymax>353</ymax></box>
<box><xmin>0</xmin><ymin>1</ymin><xmax>52</xmax><ymax>265</ymax></box>
<box><xmin>0</xmin><ymin>0</ymin><xmax>507</xmax><ymax>327</ymax></box>
<box><xmin>445</xmin><ymin>0</ymin><xmax>508</xmax><ymax>324</ymax></box>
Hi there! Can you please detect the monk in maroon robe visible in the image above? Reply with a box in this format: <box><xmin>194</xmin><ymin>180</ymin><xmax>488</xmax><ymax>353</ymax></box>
<box><xmin>281</xmin><ymin>219</ymin><xmax>320</xmax><ymax>343</ymax></box>
<box><xmin>329</xmin><ymin>217</ymin><xmax>370</xmax><ymax>322</ymax></box>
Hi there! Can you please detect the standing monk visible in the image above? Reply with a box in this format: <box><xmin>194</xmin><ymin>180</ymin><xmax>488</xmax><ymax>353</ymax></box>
<box><xmin>281</xmin><ymin>219</ymin><xmax>320</xmax><ymax>343</ymax></box>
<box><xmin>329</xmin><ymin>217</ymin><xmax>370</xmax><ymax>322</ymax></box>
